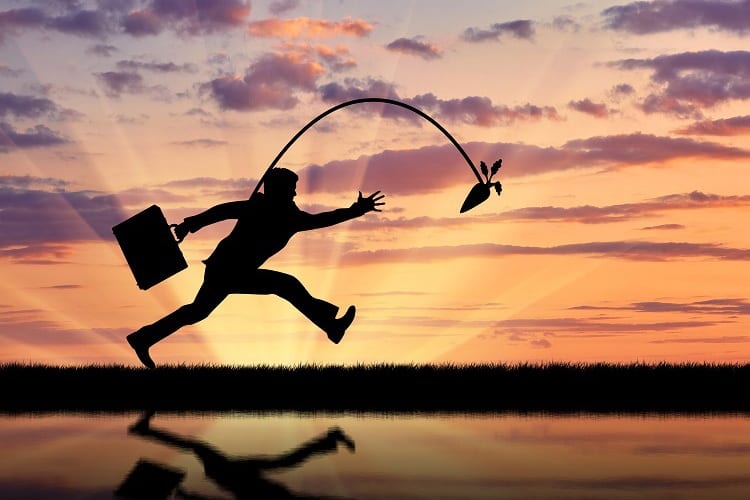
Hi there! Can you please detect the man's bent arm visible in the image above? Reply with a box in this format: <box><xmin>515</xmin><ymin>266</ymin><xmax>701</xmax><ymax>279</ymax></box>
<box><xmin>182</xmin><ymin>201</ymin><xmax>247</xmax><ymax>234</ymax></box>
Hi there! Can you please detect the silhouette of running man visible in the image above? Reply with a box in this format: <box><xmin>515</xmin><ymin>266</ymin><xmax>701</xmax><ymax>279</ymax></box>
<box><xmin>127</xmin><ymin>168</ymin><xmax>385</xmax><ymax>368</ymax></box>
<box><xmin>127</xmin><ymin>411</ymin><xmax>356</xmax><ymax>499</ymax></box>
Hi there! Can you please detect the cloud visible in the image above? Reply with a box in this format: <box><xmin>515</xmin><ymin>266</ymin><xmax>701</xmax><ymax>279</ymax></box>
<box><xmin>94</xmin><ymin>70</ymin><xmax>145</xmax><ymax>96</ymax></box>
<box><xmin>132</xmin><ymin>0</ymin><xmax>251</xmax><ymax>35</ymax></box>
<box><xmin>495</xmin><ymin>191</ymin><xmax>750</xmax><ymax>224</ymax></box>
<box><xmin>336</xmin><ymin>240</ymin><xmax>750</xmax><ymax>266</ymax></box>
<box><xmin>602</xmin><ymin>0</ymin><xmax>750</xmax><ymax>35</ymax></box>
<box><xmin>385</xmin><ymin>37</ymin><xmax>442</xmax><ymax>60</ymax></box>
<box><xmin>278</xmin><ymin>42</ymin><xmax>357</xmax><ymax>72</ymax></box>
<box><xmin>0</xmin><ymin>122</ymin><xmax>68</xmax><ymax>151</ymax></box>
<box><xmin>116</xmin><ymin>59</ymin><xmax>196</xmax><ymax>73</ymax></box>
<box><xmin>611</xmin><ymin>50</ymin><xmax>750</xmax><ymax>117</ymax></box>
<box><xmin>462</xmin><ymin>20</ymin><xmax>534</xmax><ymax>42</ymax></box>
<box><xmin>0</xmin><ymin>1</ymin><xmax>251</xmax><ymax>40</ymax></box>
<box><xmin>0</xmin><ymin>64</ymin><xmax>22</xmax><ymax>77</ymax></box>
<box><xmin>87</xmin><ymin>43</ymin><xmax>117</xmax><ymax>57</ymax></box>
<box><xmin>0</xmin><ymin>177</ymin><xmax>134</xmax><ymax>261</ymax></box>
<box><xmin>641</xmin><ymin>223</ymin><xmax>685</xmax><ymax>230</ymax></box>
<box><xmin>588</xmin><ymin>298</ymin><xmax>750</xmax><ymax>315</ymax></box>
<box><xmin>350</xmin><ymin>191</ymin><xmax>747</xmax><ymax>231</ymax></box>
<box><xmin>491</xmin><ymin>316</ymin><xmax>720</xmax><ymax>337</ymax></box>
<box><xmin>94</xmin><ymin>70</ymin><xmax>170</xmax><ymax>99</ymax></box>
<box><xmin>318</xmin><ymin>79</ymin><xmax>561</xmax><ymax>126</ymax></box>
<box><xmin>247</xmin><ymin>17</ymin><xmax>373</xmax><ymax>38</ymax></box>
<box><xmin>0</xmin><ymin>178</ymin><xmax>125</xmax><ymax>243</ymax></box>
<box><xmin>202</xmin><ymin>52</ymin><xmax>324</xmax><ymax>111</ymax></box>
<box><xmin>0</xmin><ymin>92</ymin><xmax>59</xmax><ymax>119</ymax></box>
<box><xmin>674</xmin><ymin>115</ymin><xmax>750</xmax><ymax>135</ymax></box>
<box><xmin>0</xmin><ymin>6</ymin><xmax>112</xmax><ymax>42</ymax></box>
<box><xmin>172</xmin><ymin>138</ymin><xmax>228</xmax><ymax>147</ymax></box>
<box><xmin>568</xmin><ymin>98</ymin><xmax>612</xmax><ymax>118</ymax></box>
<box><xmin>611</xmin><ymin>83</ymin><xmax>636</xmax><ymax>97</ymax></box>
<box><xmin>269</xmin><ymin>0</ymin><xmax>300</xmax><ymax>16</ymax></box>
<box><xmin>299</xmin><ymin>135</ymin><xmax>750</xmax><ymax>195</ymax></box>
<box><xmin>122</xmin><ymin>8</ymin><xmax>162</xmax><ymax>36</ymax></box>
<box><xmin>552</xmin><ymin>15</ymin><xmax>581</xmax><ymax>32</ymax></box>
<box><xmin>651</xmin><ymin>336</ymin><xmax>750</xmax><ymax>343</ymax></box>
<box><xmin>47</xmin><ymin>8</ymin><xmax>109</xmax><ymax>37</ymax></box>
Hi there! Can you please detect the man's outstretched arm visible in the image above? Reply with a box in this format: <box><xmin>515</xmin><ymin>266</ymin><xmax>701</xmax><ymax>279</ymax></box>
<box><xmin>297</xmin><ymin>191</ymin><xmax>385</xmax><ymax>231</ymax></box>
<box><xmin>174</xmin><ymin>201</ymin><xmax>247</xmax><ymax>240</ymax></box>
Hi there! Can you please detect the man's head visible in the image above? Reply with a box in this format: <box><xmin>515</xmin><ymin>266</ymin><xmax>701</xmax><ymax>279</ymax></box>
<box><xmin>264</xmin><ymin>168</ymin><xmax>298</xmax><ymax>201</ymax></box>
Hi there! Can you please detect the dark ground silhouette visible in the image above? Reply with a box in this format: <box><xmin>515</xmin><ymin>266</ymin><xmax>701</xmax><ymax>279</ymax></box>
<box><xmin>121</xmin><ymin>411</ymin><xmax>356</xmax><ymax>499</ymax></box>
<box><xmin>127</xmin><ymin>168</ymin><xmax>384</xmax><ymax>369</ymax></box>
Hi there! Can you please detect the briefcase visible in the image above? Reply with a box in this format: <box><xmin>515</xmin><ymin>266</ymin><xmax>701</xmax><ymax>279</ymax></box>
<box><xmin>112</xmin><ymin>205</ymin><xmax>188</xmax><ymax>290</ymax></box>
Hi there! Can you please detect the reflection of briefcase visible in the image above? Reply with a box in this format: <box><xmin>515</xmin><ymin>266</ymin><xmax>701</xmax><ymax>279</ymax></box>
<box><xmin>112</xmin><ymin>205</ymin><xmax>188</xmax><ymax>290</ymax></box>
<box><xmin>115</xmin><ymin>459</ymin><xmax>185</xmax><ymax>499</ymax></box>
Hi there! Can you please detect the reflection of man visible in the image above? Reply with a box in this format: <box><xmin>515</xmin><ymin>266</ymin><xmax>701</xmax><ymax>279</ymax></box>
<box><xmin>127</xmin><ymin>412</ymin><xmax>356</xmax><ymax>500</ymax></box>
<box><xmin>127</xmin><ymin>168</ymin><xmax>385</xmax><ymax>368</ymax></box>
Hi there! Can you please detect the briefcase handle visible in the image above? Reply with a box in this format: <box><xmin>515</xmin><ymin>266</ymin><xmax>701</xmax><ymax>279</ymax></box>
<box><xmin>169</xmin><ymin>224</ymin><xmax>185</xmax><ymax>244</ymax></box>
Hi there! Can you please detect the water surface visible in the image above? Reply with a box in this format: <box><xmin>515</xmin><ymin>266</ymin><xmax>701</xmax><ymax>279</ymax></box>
<box><xmin>2</xmin><ymin>413</ymin><xmax>750</xmax><ymax>499</ymax></box>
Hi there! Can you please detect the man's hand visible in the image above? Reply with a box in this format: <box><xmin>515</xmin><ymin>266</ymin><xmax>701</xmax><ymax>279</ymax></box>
<box><xmin>172</xmin><ymin>222</ymin><xmax>190</xmax><ymax>243</ymax></box>
<box><xmin>353</xmin><ymin>191</ymin><xmax>385</xmax><ymax>215</ymax></box>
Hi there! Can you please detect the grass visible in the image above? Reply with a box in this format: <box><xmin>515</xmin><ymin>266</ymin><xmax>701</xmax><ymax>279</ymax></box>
<box><xmin>2</xmin><ymin>362</ymin><xmax>750</xmax><ymax>413</ymax></box>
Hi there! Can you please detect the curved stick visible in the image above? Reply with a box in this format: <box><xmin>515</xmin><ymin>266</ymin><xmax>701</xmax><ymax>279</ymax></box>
<box><xmin>250</xmin><ymin>98</ymin><xmax>482</xmax><ymax>198</ymax></box>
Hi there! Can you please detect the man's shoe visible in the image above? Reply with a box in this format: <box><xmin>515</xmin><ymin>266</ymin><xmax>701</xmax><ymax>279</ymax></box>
<box><xmin>127</xmin><ymin>329</ymin><xmax>156</xmax><ymax>369</ymax></box>
<box><xmin>326</xmin><ymin>305</ymin><xmax>355</xmax><ymax>344</ymax></box>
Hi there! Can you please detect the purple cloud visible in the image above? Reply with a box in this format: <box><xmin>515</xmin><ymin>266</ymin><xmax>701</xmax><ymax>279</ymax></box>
<box><xmin>611</xmin><ymin>50</ymin><xmax>750</xmax><ymax>117</ymax></box>
<box><xmin>0</xmin><ymin>122</ymin><xmax>68</xmax><ymax>151</ymax></box>
<box><xmin>94</xmin><ymin>71</ymin><xmax>145</xmax><ymax>96</ymax></box>
<box><xmin>0</xmin><ymin>64</ymin><xmax>22</xmax><ymax>77</ymax></box>
<box><xmin>337</xmin><ymin>240</ymin><xmax>750</xmax><ymax>266</ymax></box>
<box><xmin>495</xmin><ymin>191</ymin><xmax>750</xmax><ymax>224</ymax></box>
<box><xmin>674</xmin><ymin>115</ymin><xmax>750</xmax><ymax>135</ymax></box>
<box><xmin>603</xmin><ymin>0</ymin><xmax>750</xmax><ymax>35</ymax></box>
<box><xmin>0</xmin><ymin>8</ymin><xmax>47</xmax><ymax>39</ymax></box>
<box><xmin>0</xmin><ymin>1</ymin><xmax>250</xmax><ymax>41</ymax></box>
<box><xmin>641</xmin><ymin>223</ymin><xmax>685</xmax><ymax>230</ymax></box>
<box><xmin>552</xmin><ymin>15</ymin><xmax>581</xmax><ymax>32</ymax></box>
<box><xmin>87</xmin><ymin>43</ymin><xmax>118</xmax><ymax>57</ymax></box>
<box><xmin>612</xmin><ymin>83</ymin><xmax>636</xmax><ymax>96</ymax></box>
<box><xmin>568</xmin><ymin>98</ymin><xmax>611</xmax><ymax>118</ymax></box>
<box><xmin>116</xmin><ymin>59</ymin><xmax>196</xmax><ymax>73</ymax></box>
<box><xmin>172</xmin><ymin>138</ymin><xmax>227</xmax><ymax>147</ymax></box>
<box><xmin>122</xmin><ymin>9</ymin><xmax>162</xmax><ymax>36</ymax></box>
<box><xmin>319</xmin><ymin>79</ymin><xmax>560</xmax><ymax>126</ymax></box>
<box><xmin>298</xmin><ymin>135</ymin><xmax>749</xmax><ymax>196</ymax></box>
<box><xmin>0</xmin><ymin>92</ymin><xmax>58</xmax><ymax>119</ymax></box>
<box><xmin>48</xmin><ymin>8</ymin><xmax>109</xmax><ymax>37</ymax></box>
<box><xmin>202</xmin><ymin>52</ymin><xmax>324</xmax><ymax>111</ymax></box>
<box><xmin>269</xmin><ymin>0</ymin><xmax>300</xmax><ymax>15</ymax></box>
<box><xmin>462</xmin><ymin>20</ymin><xmax>535</xmax><ymax>42</ymax></box>
<box><xmin>386</xmin><ymin>37</ymin><xmax>442</xmax><ymax>60</ymax></box>
<box><xmin>0</xmin><ymin>177</ymin><xmax>127</xmax><ymax>263</ymax></box>
<box><xmin>131</xmin><ymin>0</ymin><xmax>251</xmax><ymax>35</ymax></box>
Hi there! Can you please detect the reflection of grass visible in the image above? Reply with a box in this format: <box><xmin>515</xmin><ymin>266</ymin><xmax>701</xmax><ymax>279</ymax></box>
<box><xmin>2</xmin><ymin>362</ymin><xmax>749</xmax><ymax>413</ymax></box>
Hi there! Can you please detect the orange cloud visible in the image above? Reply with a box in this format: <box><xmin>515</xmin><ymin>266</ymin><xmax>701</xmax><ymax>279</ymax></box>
<box><xmin>248</xmin><ymin>17</ymin><xmax>373</xmax><ymax>38</ymax></box>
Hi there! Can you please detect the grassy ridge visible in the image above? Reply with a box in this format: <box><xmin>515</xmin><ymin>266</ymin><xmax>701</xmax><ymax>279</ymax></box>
<box><xmin>2</xmin><ymin>362</ymin><xmax>750</xmax><ymax>413</ymax></box>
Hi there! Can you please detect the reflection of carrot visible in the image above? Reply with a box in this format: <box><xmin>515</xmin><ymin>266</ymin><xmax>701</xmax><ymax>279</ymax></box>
<box><xmin>249</xmin><ymin>97</ymin><xmax>504</xmax><ymax>213</ymax></box>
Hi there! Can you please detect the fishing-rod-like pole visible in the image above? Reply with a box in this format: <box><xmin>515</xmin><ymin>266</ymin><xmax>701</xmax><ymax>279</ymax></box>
<box><xmin>250</xmin><ymin>98</ymin><xmax>484</xmax><ymax>198</ymax></box>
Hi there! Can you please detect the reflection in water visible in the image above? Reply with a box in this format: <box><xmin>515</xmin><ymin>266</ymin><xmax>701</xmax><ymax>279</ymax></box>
<box><xmin>2</xmin><ymin>413</ymin><xmax>750</xmax><ymax>498</ymax></box>
<box><xmin>119</xmin><ymin>411</ymin><xmax>355</xmax><ymax>499</ymax></box>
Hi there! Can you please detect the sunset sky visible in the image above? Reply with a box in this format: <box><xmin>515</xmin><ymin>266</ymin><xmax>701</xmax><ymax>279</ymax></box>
<box><xmin>1</xmin><ymin>0</ymin><xmax>749</xmax><ymax>366</ymax></box>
